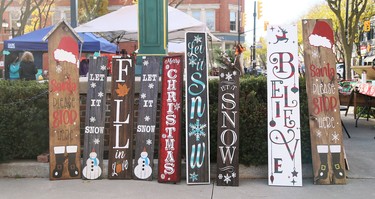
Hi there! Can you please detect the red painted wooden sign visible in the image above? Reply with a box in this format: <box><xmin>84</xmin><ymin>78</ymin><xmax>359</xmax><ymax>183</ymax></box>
<box><xmin>302</xmin><ymin>19</ymin><xmax>346</xmax><ymax>185</ymax></box>
<box><xmin>46</xmin><ymin>21</ymin><xmax>82</xmax><ymax>180</ymax></box>
<box><xmin>108</xmin><ymin>57</ymin><xmax>135</xmax><ymax>179</ymax></box>
<box><xmin>158</xmin><ymin>56</ymin><xmax>183</xmax><ymax>183</ymax></box>
<box><xmin>82</xmin><ymin>57</ymin><xmax>107</xmax><ymax>180</ymax></box>
<box><xmin>185</xmin><ymin>32</ymin><xmax>210</xmax><ymax>184</ymax></box>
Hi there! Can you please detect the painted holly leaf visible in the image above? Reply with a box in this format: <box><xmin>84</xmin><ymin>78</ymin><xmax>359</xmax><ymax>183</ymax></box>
<box><xmin>116</xmin><ymin>83</ymin><xmax>130</xmax><ymax>97</ymax></box>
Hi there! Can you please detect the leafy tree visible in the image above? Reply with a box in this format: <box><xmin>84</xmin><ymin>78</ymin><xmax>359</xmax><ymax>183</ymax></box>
<box><xmin>327</xmin><ymin>0</ymin><xmax>368</xmax><ymax>79</ymax></box>
<box><xmin>25</xmin><ymin>0</ymin><xmax>55</xmax><ymax>32</ymax></box>
<box><xmin>256</xmin><ymin>37</ymin><xmax>267</xmax><ymax>68</ymax></box>
<box><xmin>78</xmin><ymin>0</ymin><xmax>109</xmax><ymax>23</ymax></box>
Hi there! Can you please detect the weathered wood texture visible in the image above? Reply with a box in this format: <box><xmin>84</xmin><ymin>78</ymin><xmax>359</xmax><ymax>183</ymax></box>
<box><xmin>266</xmin><ymin>25</ymin><xmax>303</xmax><ymax>186</ymax></box>
<box><xmin>185</xmin><ymin>32</ymin><xmax>210</xmax><ymax>184</ymax></box>
<box><xmin>108</xmin><ymin>58</ymin><xmax>135</xmax><ymax>179</ymax></box>
<box><xmin>133</xmin><ymin>56</ymin><xmax>161</xmax><ymax>181</ymax></box>
<box><xmin>302</xmin><ymin>19</ymin><xmax>346</xmax><ymax>185</ymax></box>
<box><xmin>216</xmin><ymin>65</ymin><xmax>240</xmax><ymax>186</ymax></box>
<box><xmin>82</xmin><ymin>57</ymin><xmax>107</xmax><ymax>180</ymax></box>
<box><xmin>48</xmin><ymin>22</ymin><xmax>81</xmax><ymax>180</ymax></box>
<box><xmin>158</xmin><ymin>56</ymin><xmax>183</xmax><ymax>183</ymax></box>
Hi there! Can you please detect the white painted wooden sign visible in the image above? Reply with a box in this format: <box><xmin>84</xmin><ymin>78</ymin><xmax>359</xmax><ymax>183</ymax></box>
<box><xmin>267</xmin><ymin>25</ymin><xmax>302</xmax><ymax>186</ymax></box>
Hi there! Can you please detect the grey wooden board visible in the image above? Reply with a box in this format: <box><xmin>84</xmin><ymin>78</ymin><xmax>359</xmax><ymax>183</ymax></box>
<box><xmin>133</xmin><ymin>56</ymin><xmax>161</xmax><ymax>181</ymax></box>
<box><xmin>82</xmin><ymin>57</ymin><xmax>107</xmax><ymax>180</ymax></box>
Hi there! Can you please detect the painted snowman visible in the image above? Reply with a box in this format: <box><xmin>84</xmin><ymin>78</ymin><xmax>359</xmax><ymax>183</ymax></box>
<box><xmin>82</xmin><ymin>151</ymin><xmax>102</xmax><ymax>179</ymax></box>
<box><xmin>134</xmin><ymin>149</ymin><xmax>152</xmax><ymax>179</ymax></box>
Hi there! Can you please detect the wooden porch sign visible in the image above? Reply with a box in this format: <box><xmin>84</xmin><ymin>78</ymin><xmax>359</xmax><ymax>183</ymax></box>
<box><xmin>133</xmin><ymin>56</ymin><xmax>160</xmax><ymax>181</ymax></box>
<box><xmin>108</xmin><ymin>57</ymin><xmax>135</xmax><ymax>179</ymax></box>
<box><xmin>266</xmin><ymin>25</ymin><xmax>302</xmax><ymax>186</ymax></box>
<box><xmin>302</xmin><ymin>19</ymin><xmax>346</xmax><ymax>185</ymax></box>
<box><xmin>82</xmin><ymin>57</ymin><xmax>107</xmax><ymax>180</ymax></box>
<box><xmin>45</xmin><ymin>21</ymin><xmax>82</xmax><ymax>180</ymax></box>
<box><xmin>185</xmin><ymin>32</ymin><xmax>210</xmax><ymax>184</ymax></box>
<box><xmin>216</xmin><ymin>60</ymin><xmax>240</xmax><ymax>186</ymax></box>
<box><xmin>158</xmin><ymin>56</ymin><xmax>183</xmax><ymax>183</ymax></box>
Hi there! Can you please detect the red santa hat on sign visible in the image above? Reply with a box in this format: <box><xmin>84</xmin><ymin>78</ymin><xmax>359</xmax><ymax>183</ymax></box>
<box><xmin>308</xmin><ymin>20</ymin><xmax>334</xmax><ymax>49</ymax></box>
<box><xmin>54</xmin><ymin>36</ymin><xmax>79</xmax><ymax>67</ymax></box>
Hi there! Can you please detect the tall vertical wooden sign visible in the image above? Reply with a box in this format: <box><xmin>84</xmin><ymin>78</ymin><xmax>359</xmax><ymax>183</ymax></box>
<box><xmin>302</xmin><ymin>19</ymin><xmax>346</xmax><ymax>185</ymax></box>
<box><xmin>266</xmin><ymin>25</ymin><xmax>302</xmax><ymax>186</ymax></box>
<box><xmin>158</xmin><ymin>56</ymin><xmax>183</xmax><ymax>183</ymax></box>
<box><xmin>185</xmin><ymin>32</ymin><xmax>210</xmax><ymax>184</ymax></box>
<box><xmin>108</xmin><ymin>57</ymin><xmax>135</xmax><ymax>179</ymax></box>
<box><xmin>216</xmin><ymin>61</ymin><xmax>240</xmax><ymax>186</ymax></box>
<box><xmin>82</xmin><ymin>57</ymin><xmax>107</xmax><ymax>180</ymax></box>
<box><xmin>45</xmin><ymin>21</ymin><xmax>82</xmax><ymax>180</ymax></box>
<box><xmin>133</xmin><ymin>56</ymin><xmax>160</xmax><ymax>181</ymax></box>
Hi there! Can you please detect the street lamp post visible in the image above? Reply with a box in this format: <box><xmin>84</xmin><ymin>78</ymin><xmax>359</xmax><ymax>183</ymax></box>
<box><xmin>2</xmin><ymin>20</ymin><xmax>21</xmax><ymax>37</ymax></box>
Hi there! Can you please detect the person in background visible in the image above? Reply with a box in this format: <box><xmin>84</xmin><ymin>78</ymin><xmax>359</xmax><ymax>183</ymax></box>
<box><xmin>9</xmin><ymin>53</ymin><xmax>20</xmax><ymax>80</ymax></box>
<box><xmin>19</xmin><ymin>51</ymin><xmax>37</xmax><ymax>80</ymax></box>
<box><xmin>79</xmin><ymin>58</ymin><xmax>89</xmax><ymax>77</ymax></box>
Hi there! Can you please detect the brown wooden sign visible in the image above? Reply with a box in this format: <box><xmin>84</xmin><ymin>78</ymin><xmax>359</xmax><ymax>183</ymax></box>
<box><xmin>108</xmin><ymin>57</ymin><xmax>135</xmax><ymax>179</ymax></box>
<box><xmin>216</xmin><ymin>63</ymin><xmax>240</xmax><ymax>186</ymax></box>
<box><xmin>302</xmin><ymin>19</ymin><xmax>346</xmax><ymax>185</ymax></box>
<box><xmin>185</xmin><ymin>32</ymin><xmax>210</xmax><ymax>184</ymax></box>
<box><xmin>46</xmin><ymin>21</ymin><xmax>82</xmax><ymax>180</ymax></box>
<box><xmin>133</xmin><ymin>56</ymin><xmax>160</xmax><ymax>181</ymax></box>
<box><xmin>82</xmin><ymin>57</ymin><xmax>107</xmax><ymax>180</ymax></box>
<box><xmin>158</xmin><ymin>56</ymin><xmax>183</xmax><ymax>183</ymax></box>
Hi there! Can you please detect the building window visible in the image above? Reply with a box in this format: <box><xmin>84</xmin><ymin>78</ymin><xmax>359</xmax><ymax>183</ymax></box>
<box><xmin>230</xmin><ymin>11</ymin><xmax>237</xmax><ymax>32</ymax></box>
<box><xmin>206</xmin><ymin>10</ymin><xmax>215</xmax><ymax>31</ymax></box>
<box><xmin>192</xmin><ymin>10</ymin><xmax>201</xmax><ymax>21</ymax></box>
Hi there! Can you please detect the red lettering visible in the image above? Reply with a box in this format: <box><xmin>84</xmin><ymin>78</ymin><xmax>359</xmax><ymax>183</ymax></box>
<box><xmin>51</xmin><ymin>79</ymin><xmax>77</xmax><ymax>93</ymax></box>
<box><xmin>52</xmin><ymin>109</ymin><xmax>78</xmax><ymax>128</ymax></box>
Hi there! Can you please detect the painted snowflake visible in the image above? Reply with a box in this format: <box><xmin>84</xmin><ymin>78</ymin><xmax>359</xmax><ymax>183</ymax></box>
<box><xmin>188</xmin><ymin>56</ymin><xmax>197</xmax><ymax>66</ymax></box>
<box><xmin>233</xmin><ymin>70</ymin><xmax>237</xmax><ymax>76</ymax></box>
<box><xmin>148</xmin><ymin>83</ymin><xmax>154</xmax><ymax>89</ymax></box>
<box><xmin>100</xmin><ymin>65</ymin><xmax>106</xmax><ymax>71</ymax></box>
<box><xmin>90</xmin><ymin>82</ymin><xmax>97</xmax><ymax>88</ymax></box>
<box><xmin>232</xmin><ymin>172</ymin><xmax>237</xmax><ymax>178</ymax></box>
<box><xmin>218</xmin><ymin>174</ymin><xmax>223</xmax><ymax>180</ymax></box>
<box><xmin>98</xmin><ymin>91</ymin><xmax>104</xmax><ymax>98</ymax></box>
<box><xmin>140</xmin><ymin>93</ymin><xmax>147</xmax><ymax>99</ymax></box>
<box><xmin>194</xmin><ymin>35</ymin><xmax>202</xmax><ymax>43</ymax></box>
<box><xmin>90</xmin><ymin>116</ymin><xmax>96</xmax><ymax>123</ymax></box>
<box><xmin>220</xmin><ymin>73</ymin><xmax>225</xmax><ymax>78</ymax></box>
<box><xmin>189</xmin><ymin>172</ymin><xmax>199</xmax><ymax>182</ymax></box>
<box><xmin>56</xmin><ymin>65</ymin><xmax>62</xmax><ymax>73</ymax></box>
<box><xmin>146</xmin><ymin>139</ymin><xmax>152</xmax><ymax>145</ymax></box>
<box><xmin>332</xmin><ymin>131</ymin><xmax>340</xmax><ymax>143</ymax></box>
<box><xmin>223</xmin><ymin>173</ymin><xmax>232</xmax><ymax>184</ymax></box>
<box><xmin>188</xmin><ymin>119</ymin><xmax>207</xmax><ymax>141</ymax></box>
<box><xmin>312</xmin><ymin>49</ymin><xmax>319</xmax><ymax>58</ymax></box>
<box><xmin>143</xmin><ymin>59</ymin><xmax>149</xmax><ymax>66</ymax></box>
<box><xmin>174</xmin><ymin>103</ymin><xmax>181</xmax><ymax>111</ymax></box>
<box><xmin>316</xmin><ymin>130</ymin><xmax>322</xmax><ymax>138</ymax></box>
<box><xmin>93</xmin><ymin>138</ymin><xmax>100</xmax><ymax>145</ymax></box>
<box><xmin>225</xmin><ymin>72</ymin><xmax>233</xmax><ymax>81</ymax></box>
<box><xmin>144</xmin><ymin>115</ymin><xmax>150</xmax><ymax>122</ymax></box>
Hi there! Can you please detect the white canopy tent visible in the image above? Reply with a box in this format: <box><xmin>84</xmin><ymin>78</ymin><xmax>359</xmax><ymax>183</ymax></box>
<box><xmin>74</xmin><ymin>5</ymin><xmax>219</xmax><ymax>45</ymax></box>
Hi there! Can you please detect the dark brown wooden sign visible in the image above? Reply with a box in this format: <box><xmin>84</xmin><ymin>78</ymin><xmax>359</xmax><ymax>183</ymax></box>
<box><xmin>82</xmin><ymin>57</ymin><xmax>107</xmax><ymax>180</ymax></box>
<box><xmin>302</xmin><ymin>19</ymin><xmax>346</xmax><ymax>185</ymax></box>
<box><xmin>158</xmin><ymin>56</ymin><xmax>183</xmax><ymax>183</ymax></box>
<box><xmin>108</xmin><ymin>57</ymin><xmax>135</xmax><ymax>179</ymax></box>
<box><xmin>133</xmin><ymin>56</ymin><xmax>160</xmax><ymax>181</ymax></box>
<box><xmin>216</xmin><ymin>64</ymin><xmax>240</xmax><ymax>186</ymax></box>
<box><xmin>46</xmin><ymin>21</ymin><xmax>82</xmax><ymax>180</ymax></box>
<box><xmin>185</xmin><ymin>32</ymin><xmax>210</xmax><ymax>184</ymax></box>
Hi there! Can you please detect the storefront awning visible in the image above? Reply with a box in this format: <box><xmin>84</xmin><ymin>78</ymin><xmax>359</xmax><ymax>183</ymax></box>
<box><xmin>363</xmin><ymin>55</ymin><xmax>375</xmax><ymax>63</ymax></box>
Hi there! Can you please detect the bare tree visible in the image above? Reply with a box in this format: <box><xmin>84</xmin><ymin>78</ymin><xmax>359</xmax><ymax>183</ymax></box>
<box><xmin>0</xmin><ymin>0</ymin><xmax>14</xmax><ymax>32</ymax></box>
<box><xmin>327</xmin><ymin>0</ymin><xmax>368</xmax><ymax>79</ymax></box>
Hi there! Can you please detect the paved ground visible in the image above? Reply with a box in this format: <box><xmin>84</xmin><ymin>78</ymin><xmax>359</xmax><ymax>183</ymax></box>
<box><xmin>0</xmin><ymin>111</ymin><xmax>374</xmax><ymax>199</ymax></box>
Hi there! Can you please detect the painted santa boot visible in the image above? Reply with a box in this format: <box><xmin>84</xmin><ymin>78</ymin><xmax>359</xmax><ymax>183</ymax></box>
<box><xmin>67</xmin><ymin>145</ymin><xmax>79</xmax><ymax>177</ymax></box>
<box><xmin>317</xmin><ymin>145</ymin><xmax>328</xmax><ymax>180</ymax></box>
<box><xmin>53</xmin><ymin>146</ymin><xmax>65</xmax><ymax>178</ymax></box>
<box><xmin>330</xmin><ymin>145</ymin><xmax>345</xmax><ymax>179</ymax></box>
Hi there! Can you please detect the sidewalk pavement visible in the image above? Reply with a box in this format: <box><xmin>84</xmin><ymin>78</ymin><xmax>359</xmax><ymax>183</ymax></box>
<box><xmin>0</xmin><ymin>111</ymin><xmax>374</xmax><ymax>199</ymax></box>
